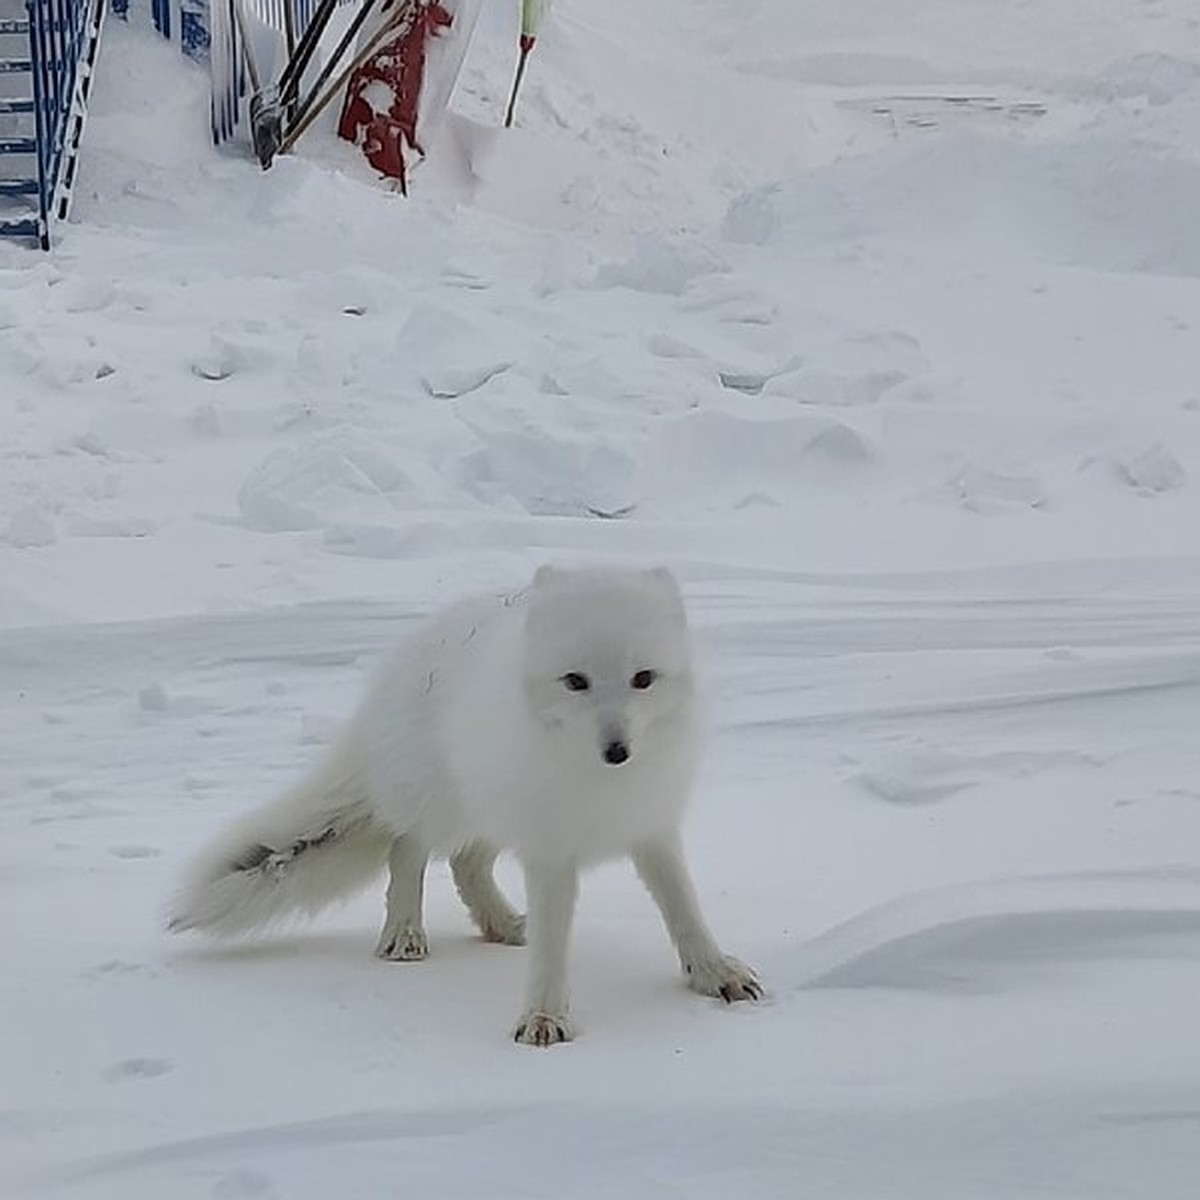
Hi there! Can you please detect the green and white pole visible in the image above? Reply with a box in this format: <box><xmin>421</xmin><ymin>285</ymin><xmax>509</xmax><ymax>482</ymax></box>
<box><xmin>504</xmin><ymin>0</ymin><xmax>547</xmax><ymax>127</ymax></box>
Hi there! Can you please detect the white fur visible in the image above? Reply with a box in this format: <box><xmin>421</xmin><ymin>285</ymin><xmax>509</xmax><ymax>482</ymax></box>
<box><xmin>168</xmin><ymin>565</ymin><xmax>761</xmax><ymax>1044</ymax></box>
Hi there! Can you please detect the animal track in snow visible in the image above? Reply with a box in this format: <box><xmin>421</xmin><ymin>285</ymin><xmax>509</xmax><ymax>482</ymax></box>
<box><xmin>102</xmin><ymin>1057</ymin><xmax>173</xmax><ymax>1082</ymax></box>
<box><xmin>853</xmin><ymin>746</ymin><xmax>1102</xmax><ymax>806</ymax></box>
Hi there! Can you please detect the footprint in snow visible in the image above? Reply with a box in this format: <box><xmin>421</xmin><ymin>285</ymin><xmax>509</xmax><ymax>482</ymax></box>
<box><xmin>102</xmin><ymin>1057</ymin><xmax>173</xmax><ymax>1082</ymax></box>
<box><xmin>82</xmin><ymin>959</ymin><xmax>152</xmax><ymax>979</ymax></box>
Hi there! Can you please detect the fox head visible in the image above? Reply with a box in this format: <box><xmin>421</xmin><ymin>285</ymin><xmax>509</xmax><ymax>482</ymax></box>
<box><xmin>521</xmin><ymin>565</ymin><xmax>696</xmax><ymax>767</ymax></box>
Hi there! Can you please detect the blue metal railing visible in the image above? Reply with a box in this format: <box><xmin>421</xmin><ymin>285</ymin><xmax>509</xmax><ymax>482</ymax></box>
<box><xmin>149</xmin><ymin>0</ymin><xmax>168</xmax><ymax>37</ymax></box>
<box><xmin>0</xmin><ymin>0</ymin><xmax>103</xmax><ymax>246</ymax></box>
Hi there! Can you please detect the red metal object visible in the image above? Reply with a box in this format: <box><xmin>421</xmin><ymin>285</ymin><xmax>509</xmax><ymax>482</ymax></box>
<box><xmin>337</xmin><ymin>0</ymin><xmax>453</xmax><ymax>193</ymax></box>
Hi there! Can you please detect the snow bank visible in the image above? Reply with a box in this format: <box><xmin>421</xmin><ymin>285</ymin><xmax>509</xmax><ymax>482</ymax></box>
<box><xmin>724</xmin><ymin>70</ymin><xmax>1200</xmax><ymax>277</ymax></box>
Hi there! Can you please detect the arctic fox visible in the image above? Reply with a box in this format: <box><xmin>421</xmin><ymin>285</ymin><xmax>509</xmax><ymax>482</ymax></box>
<box><xmin>168</xmin><ymin>565</ymin><xmax>761</xmax><ymax>1045</ymax></box>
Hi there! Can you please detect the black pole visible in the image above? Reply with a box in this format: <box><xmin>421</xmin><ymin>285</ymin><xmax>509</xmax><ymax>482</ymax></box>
<box><xmin>504</xmin><ymin>36</ymin><xmax>534</xmax><ymax>129</ymax></box>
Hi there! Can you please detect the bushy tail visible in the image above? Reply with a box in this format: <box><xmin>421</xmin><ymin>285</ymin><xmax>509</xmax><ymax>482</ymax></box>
<box><xmin>168</xmin><ymin>732</ymin><xmax>392</xmax><ymax>937</ymax></box>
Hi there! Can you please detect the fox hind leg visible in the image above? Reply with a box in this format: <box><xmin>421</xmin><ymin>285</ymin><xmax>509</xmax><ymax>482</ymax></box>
<box><xmin>451</xmin><ymin>839</ymin><xmax>526</xmax><ymax>946</ymax></box>
<box><xmin>376</xmin><ymin>835</ymin><xmax>431</xmax><ymax>961</ymax></box>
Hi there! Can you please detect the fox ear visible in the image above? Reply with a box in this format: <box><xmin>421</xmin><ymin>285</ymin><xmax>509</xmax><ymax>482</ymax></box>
<box><xmin>646</xmin><ymin>566</ymin><xmax>686</xmax><ymax>618</ymax></box>
<box><xmin>533</xmin><ymin>564</ymin><xmax>559</xmax><ymax>589</ymax></box>
<box><xmin>647</xmin><ymin>566</ymin><xmax>681</xmax><ymax>594</ymax></box>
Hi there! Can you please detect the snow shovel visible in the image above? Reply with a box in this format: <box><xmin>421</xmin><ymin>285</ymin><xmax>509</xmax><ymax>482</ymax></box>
<box><xmin>278</xmin><ymin>0</ymin><xmax>416</xmax><ymax>155</ymax></box>
<box><xmin>231</xmin><ymin>0</ymin><xmax>284</xmax><ymax>167</ymax></box>
<box><xmin>286</xmin><ymin>0</ymin><xmax>384</xmax><ymax>138</ymax></box>
<box><xmin>245</xmin><ymin>0</ymin><xmax>342</xmax><ymax>167</ymax></box>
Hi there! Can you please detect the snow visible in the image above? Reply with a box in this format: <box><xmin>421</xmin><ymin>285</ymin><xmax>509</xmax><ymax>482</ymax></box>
<box><xmin>3</xmin><ymin>0</ymin><xmax>1200</xmax><ymax>1195</ymax></box>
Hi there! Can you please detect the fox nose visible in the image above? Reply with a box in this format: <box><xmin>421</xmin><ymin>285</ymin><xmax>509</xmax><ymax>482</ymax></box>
<box><xmin>602</xmin><ymin>740</ymin><xmax>630</xmax><ymax>766</ymax></box>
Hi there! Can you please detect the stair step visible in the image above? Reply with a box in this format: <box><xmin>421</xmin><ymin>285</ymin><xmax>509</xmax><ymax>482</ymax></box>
<box><xmin>0</xmin><ymin>18</ymin><xmax>31</xmax><ymax>35</ymax></box>
<box><xmin>0</xmin><ymin>58</ymin><xmax>32</xmax><ymax>73</ymax></box>
<box><xmin>0</xmin><ymin>179</ymin><xmax>38</xmax><ymax>197</ymax></box>
<box><xmin>0</xmin><ymin>217</ymin><xmax>38</xmax><ymax>240</ymax></box>
<box><xmin>0</xmin><ymin>137</ymin><xmax>36</xmax><ymax>154</ymax></box>
<box><xmin>0</xmin><ymin>98</ymin><xmax>34</xmax><ymax>114</ymax></box>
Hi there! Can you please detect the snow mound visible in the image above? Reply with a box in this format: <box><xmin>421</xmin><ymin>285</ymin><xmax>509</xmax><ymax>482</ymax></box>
<box><xmin>393</xmin><ymin>302</ymin><xmax>522</xmax><ymax>399</ymax></box>
<box><xmin>1116</xmin><ymin>443</ymin><xmax>1187</xmax><ymax>495</ymax></box>
<box><xmin>593</xmin><ymin>236</ymin><xmax>731</xmax><ymax>296</ymax></box>
<box><xmin>796</xmin><ymin>870</ymin><xmax>1200</xmax><ymax>992</ymax></box>
<box><xmin>5</xmin><ymin>506</ymin><xmax>57</xmax><ymax>549</ymax></box>
<box><xmin>461</xmin><ymin>426</ymin><xmax>639</xmax><ymax>518</ymax></box>
<box><xmin>723</xmin><ymin>75</ymin><xmax>1200</xmax><ymax>276</ymax></box>
<box><xmin>237</xmin><ymin>432</ymin><xmax>448</xmax><ymax>532</ymax></box>
<box><xmin>643</xmin><ymin>409</ymin><xmax>876</xmax><ymax>516</ymax></box>
<box><xmin>951</xmin><ymin>463</ymin><xmax>1048</xmax><ymax>515</ymax></box>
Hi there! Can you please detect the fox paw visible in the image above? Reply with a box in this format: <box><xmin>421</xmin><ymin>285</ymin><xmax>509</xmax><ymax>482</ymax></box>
<box><xmin>376</xmin><ymin>925</ymin><xmax>429</xmax><ymax>962</ymax></box>
<box><xmin>513</xmin><ymin>1011</ymin><xmax>573</xmax><ymax>1047</ymax></box>
<box><xmin>481</xmin><ymin>912</ymin><xmax>526</xmax><ymax>946</ymax></box>
<box><xmin>685</xmin><ymin>954</ymin><xmax>763</xmax><ymax>1003</ymax></box>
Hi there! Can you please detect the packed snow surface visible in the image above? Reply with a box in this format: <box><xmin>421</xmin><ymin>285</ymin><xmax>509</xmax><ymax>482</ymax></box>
<box><xmin>3</xmin><ymin>0</ymin><xmax>1200</xmax><ymax>1196</ymax></box>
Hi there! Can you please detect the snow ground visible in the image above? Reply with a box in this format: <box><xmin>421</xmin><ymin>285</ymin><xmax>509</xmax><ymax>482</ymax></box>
<box><xmin>3</xmin><ymin>0</ymin><xmax>1200</xmax><ymax>1196</ymax></box>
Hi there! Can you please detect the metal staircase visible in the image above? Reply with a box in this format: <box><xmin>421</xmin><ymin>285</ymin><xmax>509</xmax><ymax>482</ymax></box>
<box><xmin>0</xmin><ymin>7</ymin><xmax>39</xmax><ymax>242</ymax></box>
<box><xmin>0</xmin><ymin>0</ymin><xmax>104</xmax><ymax>248</ymax></box>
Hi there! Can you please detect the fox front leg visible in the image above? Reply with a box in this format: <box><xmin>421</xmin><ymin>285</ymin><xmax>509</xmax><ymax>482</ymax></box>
<box><xmin>632</xmin><ymin>837</ymin><xmax>762</xmax><ymax>1003</ymax></box>
<box><xmin>513</xmin><ymin>860</ymin><xmax>579</xmax><ymax>1046</ymax></box>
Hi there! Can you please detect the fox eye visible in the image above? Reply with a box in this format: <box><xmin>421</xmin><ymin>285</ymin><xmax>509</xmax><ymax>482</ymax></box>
<box><xmin>631</xmin><ymin>669</ymin><xmax>657</xmax><ymax>690</ymax></box>
<box><xmin>561</xmin><ymin>672</ymin><xmax>591</xmax><ymax>692</ymax></box>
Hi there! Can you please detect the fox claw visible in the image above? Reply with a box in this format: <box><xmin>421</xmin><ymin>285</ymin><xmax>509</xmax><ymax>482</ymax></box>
<box><xmin>375</xmin><ymin>925</ymin><xmax>429</xmax><ymax>962</ymax></box>
<box><xmin>514</xmin><ymin>1012</ymin><xmax>573</xmax><ymax>1047</ymax></box>
<box><xmin>719</xmin><ymin>976</ymin><xmax>763</xmax><ymax>1003</ymax></box>
<box><xmin>687</xmin><ymin>955</ymin><xmax>763</xmax><ymax>1004</ymax></box>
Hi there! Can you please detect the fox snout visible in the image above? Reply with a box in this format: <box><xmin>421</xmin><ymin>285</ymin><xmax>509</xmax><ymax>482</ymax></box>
<box><xmin>599</xmin><ymin>717</ymin><xmax>631</xmax><ymax>766</ymax></box>
<box><xmin>602</xmin><ymin>739</ymin><xmax>630</xmax><ymax>766</ymax></box>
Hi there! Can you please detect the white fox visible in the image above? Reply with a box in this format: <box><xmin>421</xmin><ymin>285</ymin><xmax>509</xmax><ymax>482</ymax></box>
<box><xmin>168</xmin><ymin>565</ymin><xmax>761</xmax><ymax>1045</ymax></box>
